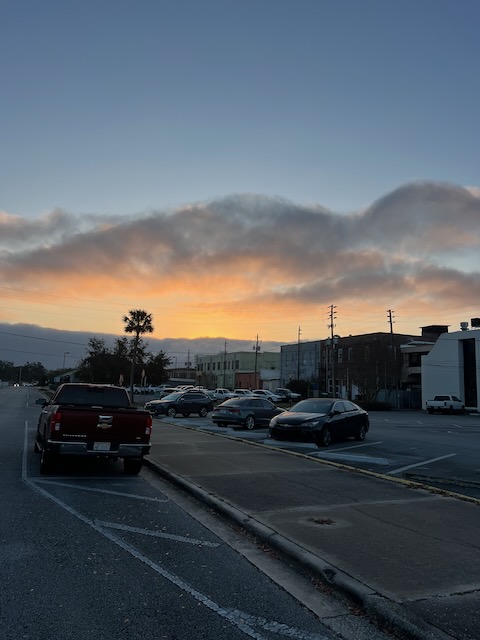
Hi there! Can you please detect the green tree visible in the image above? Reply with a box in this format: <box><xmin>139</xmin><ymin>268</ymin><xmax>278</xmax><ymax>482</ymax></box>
<box><xmin>0</xmin><ymin>360</ymin><xmax>17</xmax><ymax>383</ymax></box>
<box><xmin>123</xmin><ymin>309</ymin><xmax>154</xmax><ymax>397</ymax></box>
<box><xmin>76</xmin><ymin>338</ymin><xmax>110</xmax><ymax>382</ymax></box>
<box><xmin>144</xmin><ymin>351</ymin><xmax>171</xmax><ymax>385</ymax></box>
<box><xmin>21</xmin><ymin>361</ymin><xmax>47</xmax><ymax>385</ymax></box>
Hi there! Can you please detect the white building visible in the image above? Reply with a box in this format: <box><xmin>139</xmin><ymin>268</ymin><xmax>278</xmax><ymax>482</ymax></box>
<box><xmin>421</xmin><ymin>324</ymin><xmax>480</xmax><ymax>411</ymax></box>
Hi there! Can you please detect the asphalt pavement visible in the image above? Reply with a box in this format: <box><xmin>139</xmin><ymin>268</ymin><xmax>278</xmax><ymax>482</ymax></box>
<box><xmin>145</xmin><ymin>420</ymin><xmax>480</xmax><ymax>640</ymax></box>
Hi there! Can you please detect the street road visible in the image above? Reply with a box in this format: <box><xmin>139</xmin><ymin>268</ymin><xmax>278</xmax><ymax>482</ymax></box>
<box><xmin>1</xmin><ymin>386</ymin><xmax>391</xmax><ymax>640</ymax></box>
<box><xmin>162</xmin><ymin>410</ymin><xmax>480</xmax><ymax>500</ymax></box>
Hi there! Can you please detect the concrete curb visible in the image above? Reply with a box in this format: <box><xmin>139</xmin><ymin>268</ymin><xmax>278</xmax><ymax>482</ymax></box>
<box><xmin>144</xmin><ymin>456</ymin><xmax>456</xmax><ymax>640</ymax></box>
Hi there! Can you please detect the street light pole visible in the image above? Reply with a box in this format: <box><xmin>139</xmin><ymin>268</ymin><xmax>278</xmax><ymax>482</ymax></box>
<box><xmin>253</xmin><ymin>335</ymin><xmax>260</xmax><ymax>388</ymax></box>
<box><xmin>63</xmin><ymin>351</ymin><xmax>69</xmax><ymax>369</ymax></box>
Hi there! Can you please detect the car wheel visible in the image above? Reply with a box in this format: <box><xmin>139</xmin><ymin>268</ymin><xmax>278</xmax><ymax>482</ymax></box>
<box><xmin>182</xmin><ymin>412</ymin><xmax>190</xmax><ymax>417</ymax></box>
<box><xmin>245</xmin><ymin>415</ymin><xmax>256</xmax><ymax>430</ymax></box>
<box><xmin>199</xmin><ymin>407</ymin><xmax>208</xmax><ymax>417</ymax></box>
<box><xmin>123</xmin><ymin>458</ymin><xmax>143</xmax><ymax>475</ymax></box>
<box><xmin>355</xmin><ymin>424</ymin><xmax>366</xmax><ymax>441</ymax></box>
<box><xmin>316</xmin><ymin>426</ymin><xmax>331</xmax><ymax>447</ymax></box>
<box><xmin>167</xmin><ymin>407</ymin><xmax>176</xmax><ymax>418</ymax></box>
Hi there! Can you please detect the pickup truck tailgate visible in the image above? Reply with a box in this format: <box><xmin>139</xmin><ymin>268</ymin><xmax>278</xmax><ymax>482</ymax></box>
<box><xmin>51</xmin><ymin>406</ymin><xmax>151</xmax><ymax>445</ymax></box>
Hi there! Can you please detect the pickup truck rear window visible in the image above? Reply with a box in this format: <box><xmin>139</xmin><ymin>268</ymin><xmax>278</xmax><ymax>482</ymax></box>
<box><xmin>55</xmin><ymin>387</ymin><xmax>131</xmax><ymax>408</ymax></box>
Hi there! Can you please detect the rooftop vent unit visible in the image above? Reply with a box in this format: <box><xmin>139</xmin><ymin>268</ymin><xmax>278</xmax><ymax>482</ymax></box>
<box><xmin>471</xmin><ymin>318</ymin><xmax>480</xmax><ymax>328</ymax></box>
<box><xmin>460</xmin><ymin>322</ymin><xmax>469</xmax><ymax>331</ymax></box>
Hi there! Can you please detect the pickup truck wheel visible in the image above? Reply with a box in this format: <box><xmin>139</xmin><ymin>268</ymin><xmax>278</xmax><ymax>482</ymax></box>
<box><xmin>199</xmin><ymin>407</ymin><xmax>208</xmax><ymax>418</ymax></box>
<box><xmin>245</xmin><ymin>415</ymin><xmax>255</xmax><ymax>430</ymax></box>
<box><xmin>39</xmin><ymin>449</ymin><xmax>55</xmax><ymax>475</ymax></box>
<box><xmin>123</xmin><ymin>458</ymin><xmax>143</xmax><ymax>475</ymax></box>
<box><xmin>167</xmin><ymin>407</ymin><xmax>176</xmax><ymax>418</ymax></box>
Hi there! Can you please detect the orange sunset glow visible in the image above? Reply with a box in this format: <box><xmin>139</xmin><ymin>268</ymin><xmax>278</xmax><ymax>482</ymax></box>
<box><xmin>1</xmin><ymin>182</ymin><xmax>479</xmax><ymax>349</ymax></box>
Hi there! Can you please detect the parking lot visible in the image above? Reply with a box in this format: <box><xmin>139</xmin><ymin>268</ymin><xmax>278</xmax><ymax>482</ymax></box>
<box><xmin>152</xmin><ymin>410</ymin><xmax>480</xmax><ymax>500</ymax></box>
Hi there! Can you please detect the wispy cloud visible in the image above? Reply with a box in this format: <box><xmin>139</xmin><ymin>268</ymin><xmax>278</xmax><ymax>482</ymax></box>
<box><xmin>0</xmin><ymin>181</ymin><xmax>479</xmax><ymax>340</ymax></box>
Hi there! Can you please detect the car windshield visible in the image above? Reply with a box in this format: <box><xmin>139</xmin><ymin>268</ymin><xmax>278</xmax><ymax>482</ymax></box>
<box><xmin>290</xmin><ymin>399</ymin><xmax>334</xmax><ymax>414</ymax></box>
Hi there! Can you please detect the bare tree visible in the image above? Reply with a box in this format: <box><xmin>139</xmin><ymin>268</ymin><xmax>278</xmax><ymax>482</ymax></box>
<box><xmin>123</xmin><ymin>309</ymin><xmax>154</xmax><ymax>398</ymax></box>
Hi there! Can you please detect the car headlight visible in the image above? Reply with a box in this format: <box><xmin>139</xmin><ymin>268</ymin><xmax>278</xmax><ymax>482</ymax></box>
<box><xmin>299</xmin><ymin>420</ymin><xmax>321</xmax><ymax>428</ymax></box>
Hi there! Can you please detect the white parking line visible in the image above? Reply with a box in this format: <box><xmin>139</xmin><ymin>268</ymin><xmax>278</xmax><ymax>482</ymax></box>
<box><xmin>324</xmin><ymin>441</ymin><xmax>382</xmax><ymax>452</ymax></box>
<box><xmin>96</xmin><ymin>520</ymin><xmax>220</xmax><ymax>547</ymax></box>
<box><xmin>35</xmin><ymin>479</ymin><xmax>169</xmax><ymax>502</ymax></box>
<box><xmin>387</xmin><ymin>453</ymin><xmax>457</xmax><ymax>476</ymax></box>
<box><xmin>314</xmin><ymin>452</ymin><xmax>391</xmax><ymax>465</ymax></box>
<box><xmin>22</xmin><ymin>422</ymin><xmax>330</xmax><ymax>640</ymax></box>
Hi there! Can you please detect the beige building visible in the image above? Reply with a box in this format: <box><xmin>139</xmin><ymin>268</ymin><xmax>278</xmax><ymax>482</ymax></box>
<box><xmin>196</xmin><ymin>351</ymin><xmax>280</xmax><ymax>390</ymax></box>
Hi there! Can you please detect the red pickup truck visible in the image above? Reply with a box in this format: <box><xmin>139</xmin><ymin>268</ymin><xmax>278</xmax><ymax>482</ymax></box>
<box><xmin>34</xmin><ymin>383</ymin><xmax>152</xmax><ymax>475</ymax></box>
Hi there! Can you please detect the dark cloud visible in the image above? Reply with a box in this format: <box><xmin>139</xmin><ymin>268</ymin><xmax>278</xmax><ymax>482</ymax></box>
<box><xmin>0</xmin><ymin>323</ymin><xmax>283</xmax><ymax>369</ymax></box>
<box><xmin>0</xmin><ymin>180</ymin><xmax>478</xmax><ymax>335</ymax></box>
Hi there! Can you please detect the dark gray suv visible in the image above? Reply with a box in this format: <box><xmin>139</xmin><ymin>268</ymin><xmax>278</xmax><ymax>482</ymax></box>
<box><xmin>144</xmin><ymin>391</ymin><xmax>213</xmax><ymax>418</ymax></box>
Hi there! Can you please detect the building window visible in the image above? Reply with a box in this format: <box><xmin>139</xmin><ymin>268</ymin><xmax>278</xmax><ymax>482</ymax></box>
<box><xmin>408</xmin><ymin>353</ymin><xmax>421</xmax><ymax>367</ymax></box>
<box><xmin>338</xmin><ymin>348</ymin><xmax>343</xmax><ymax>363</ymax></box>
<box><xmin>348</xmin><ymin>347</ymin><xmax>353</xmax><ymax>362</ymax></box>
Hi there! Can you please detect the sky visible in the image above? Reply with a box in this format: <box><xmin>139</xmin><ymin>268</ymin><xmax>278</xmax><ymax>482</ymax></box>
<box><xmin>1</xmin><ymin>0</ymin><xmax>480</xmax><ymax>366</ymax></box>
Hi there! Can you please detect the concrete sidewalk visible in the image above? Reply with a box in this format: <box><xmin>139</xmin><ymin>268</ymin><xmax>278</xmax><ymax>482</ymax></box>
<box><xmin>145</xmin><ymin>421</ymin><xmax>480</xmax><ymax>640</ymax></box>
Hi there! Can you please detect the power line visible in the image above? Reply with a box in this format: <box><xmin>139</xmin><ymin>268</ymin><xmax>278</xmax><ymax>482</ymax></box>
<box><xmin>0</xmin><ymin>346</ymin><xmax>82</xmax><ymax>359</ymax></box>
<box><xmin>0</xmin><ymin>330</ymin><xmax>86</xmax><ymax>346</ymax></box>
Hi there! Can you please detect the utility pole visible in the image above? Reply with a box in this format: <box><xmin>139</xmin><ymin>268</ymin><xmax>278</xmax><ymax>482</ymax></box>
<box><xmin>253</xmin><ymin>335</ymin><xmax>261</xmax><ymax>389</ymax></box>
<box><xmin>387</xmin><ymin>309</ymin><xmax>399</xmax><ymax>409</ymax></box>
<box><xmin>328</xmin><ymin>305</ymin><xmax>337</xmax><ymax>395</ymax></box>
<box><xmin>223</xmin><ymin>341</ymin><xmax>227</xmax><ymax>387</ymax></box>
<box><xmin>297</xmin><ymin>326</ymin><xmax>301</xmax><ymax>380</ymax></box>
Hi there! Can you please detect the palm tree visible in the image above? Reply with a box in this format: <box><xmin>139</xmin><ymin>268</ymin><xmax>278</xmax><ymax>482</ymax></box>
<box><xmin>123</xmin><ymin>309</ymin><xmax>154</xmax><ymax>399</ymax></box>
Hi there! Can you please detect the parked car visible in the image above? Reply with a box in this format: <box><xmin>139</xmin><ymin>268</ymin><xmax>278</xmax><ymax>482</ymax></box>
<box><xmin>233</xmin><ymin>389</ymin><xmax>254</xmax><ymax>397</ymax></box>
<box><xmin>252</xmin><ymin>389</ymin><xmax>283</xmax><ymax>402</ymax></box>
<box><xmin>212</xmin><ymin>397</ymin><xmax>284</xmax><ymax>430</ymax></box>
<box><xmin>212</xmin><ymin>388</ymin><xmax>236</xmax><ymax>401</ymax></box>
<box><xmin>144</xmin><ymin>390</ymin><xmax>213</xmax><ymax>418</ymax></box>
<box><xmin>133</xmin><ymin>385</ymin><xmax>155</xmax><ymax>395</ymax></box>
<box><xmin>269</xmin><ymin>398</ymin><xmax>369</xmax><ymax>447</ymax></box>
<box><xmin>274</xmin><ymin>388</ymin><xmax>302</xmax><ymax>401</ymax></box>
<box><xmin>157</xmin><ymin>387</ymin><xmax>177</xmax><ymax>398</ymax></box>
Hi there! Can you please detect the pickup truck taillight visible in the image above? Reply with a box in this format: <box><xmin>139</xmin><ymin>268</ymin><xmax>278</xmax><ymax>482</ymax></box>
<box><xmin>50</xmin><ymin>410</ymin><xmax>62</xmax><ymax>433</ymax></box>
<box><xmin>145</xmin><ymin>414</ymin><xmax>152</xmax><ymax>435</ymax></box>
